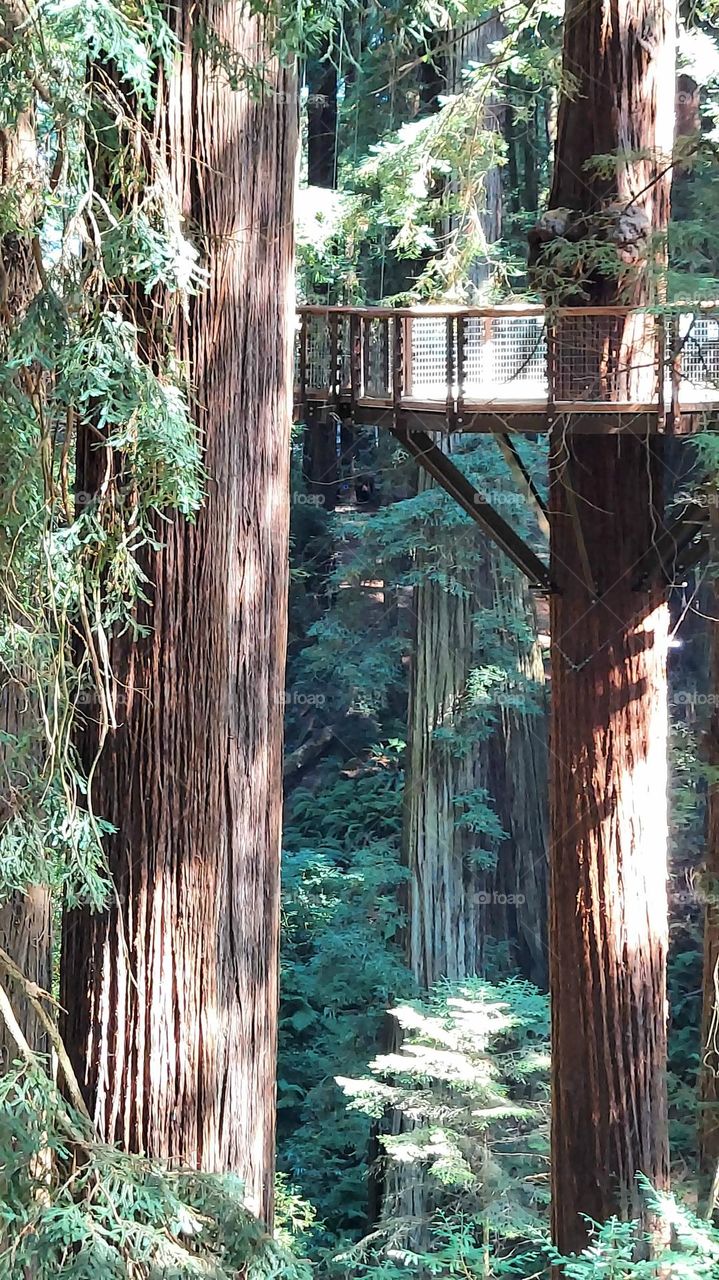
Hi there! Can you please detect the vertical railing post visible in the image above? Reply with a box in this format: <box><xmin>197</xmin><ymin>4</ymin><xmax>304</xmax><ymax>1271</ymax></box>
<box><xmin>483</xmin><ymin>314</ymin><xmax>493</xmax><ymax>390</ymax></box>
<box><xmin>669</xmin><ymin>313</ymin><xmax>683</xmax><ymax>433</ymax></box>
<box><xmin>382</xmin><ymin>318</ymin><xmax>391</xmax><ymax>399</ymax></box>
<box><xmin>299</xmin><ymin>310</ymin><xmax>308</xmax><ymax>418</ymax></box>
<box><xmin>363</xmin><ymin>315</ymin><xmax>372</xmax><ymax>397</ymax></box>
<box><xmin>403</xmin><ymin>316</ymin><xmax>413</xmax><ymax>398</ymax></box>
<box><xmin>329</xmin><ymin>312</ymin><xmax>339</xmax><ymax>406</ymax></box>
<box><xmin>446</xmin><ymin>315</ymin><xmax>456</xmax><ymax>432</ymax></box>
<box><xmin>547</xmin><ymin>311</ymin><xmax>557</xmax><ymax>414</ymax></box>
<box><xmin>392</xmin><ymin>315</ymin><xmax>404</xmax><ymax>425</ymax></box>
<box><xmin>350</xmin><ymin>313</ymin><xmax>362</xmax><ymax>406</ymax></box>
<box><xmin>656</xmin><ymin>312</ymin><xmax>665</xmax><ymax>432</ymax></box>
<box><xmin>456</xmin><ymin>314</ymin><xmax>466</xmax><ymax>430</ymax></box>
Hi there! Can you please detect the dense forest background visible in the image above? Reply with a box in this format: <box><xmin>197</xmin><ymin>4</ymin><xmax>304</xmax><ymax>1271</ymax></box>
<box><xmin>2</xmin><ymin>0</ymin><xmax>719</xmax><ymax>1275</ymax></box>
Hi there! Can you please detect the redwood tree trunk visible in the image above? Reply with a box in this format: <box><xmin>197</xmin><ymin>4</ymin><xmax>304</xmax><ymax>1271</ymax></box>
<box><xmin>451</xmin><ymin>16</ymin><xmax>503</xmax><ymax>287</ymax></box>
<box><xmin>549</xmin><ymin>437</ymin><xmax>670</xmax><ymax>1248</ymax></box>
<box><xmin>543</xmin><ymin>0</ymin><xmax>675</xmax><ymax>1251</ymax></box>
<box><xmin>404</xmin><ymin>499</ymin><xmax>548</xmax><ymax>989</ymax></box>
<box><xmin>61</xmin><ymin>3</ymin><xmax>296</xmax><ymax>1226</ymax></box>
<box><xmin>699</xmin><ymin>564</ymin><xmax>719</xmax><ymax>1194</ymax></box>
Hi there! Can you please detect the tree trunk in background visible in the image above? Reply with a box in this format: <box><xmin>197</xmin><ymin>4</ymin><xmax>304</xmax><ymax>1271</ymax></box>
<box><xmin>478</xmin><ymin>561</ymin><xmax>548</xmax><ymax>986</ymax></box>
<box><xmin>304</xmin><ymin>44</ymin><xmax>338</xmax><ymax>502</ymax></box>
<box><xmin>699</xmin><ymin>551</ymin><xmax>719</xmax><ymax>1196</ymax></box>
<box><xmin>539</xmin><ymin>0</ymin><xmax>675</xmax><ymax>1251</ymax></box>
<box><xmin>404</xmin><ymin>492</ymin><xmax>548</xmax><ymax>989</ymax></box>
<box><xmin>0</xmin><ymin>98</ymin><xmax>51</xmax><ymax>1064</ymax></box>
<box><xmin>390</xmin><ymin>459</ymin><xmax>548</xmax><ymax>1236</ymax></box>
<box><xmin>403</xmin><ymin>486</ymin><xmax>480</xmax><ymax>988</ymax></box>
<box><xmin>61</xmin><ymin>3</ymin><xmax>296</xmax><ymax>1226</ymax></box>
<box><xmin>452</xmin><ymin>17</ymin><xmax>503</xmax><ymax>287</ymax></box>
<box><xmin>306</xmin><ymin>42</ymin><xmax>337</xmax><ymax>189</ymax></box>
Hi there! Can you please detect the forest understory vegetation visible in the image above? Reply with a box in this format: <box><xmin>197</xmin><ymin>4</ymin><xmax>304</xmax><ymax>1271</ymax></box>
<box><xmin>2</xmin><ymin>0</ymin><xmax>719</xmax><ymax>1275</ymax></box>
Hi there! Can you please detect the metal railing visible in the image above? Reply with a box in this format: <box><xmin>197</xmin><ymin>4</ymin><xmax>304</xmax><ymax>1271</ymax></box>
<box><xmin>295</xmin><ymin>304</ymin><xmax>719</xmax><ymax>418</ymax></box>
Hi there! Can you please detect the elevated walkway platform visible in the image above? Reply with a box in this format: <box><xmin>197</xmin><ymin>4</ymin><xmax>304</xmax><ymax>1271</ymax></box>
<box><xmin>294</xmin><ymin>305</ymin><xmax>718</xmax><ymax>592</ymax></box>
<box><xmin>295</xmin><ymin>304</ymin><xmax>719</xmax><ymax>433</ymax></box>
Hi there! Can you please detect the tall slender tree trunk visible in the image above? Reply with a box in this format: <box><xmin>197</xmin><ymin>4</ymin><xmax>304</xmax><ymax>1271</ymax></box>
<box><xmin>306</xmin><ymin>42</ymin><xmax>337</xmax><ymax>189</ymax></box>
<box><xmin>61</xmin><ymin>2</ymin><xmax>296</xmax><ymax>1226</ymax></box>
<box><xmin>403</xmin><ymin>494</ymin><xmax>480</xmax><ymax>989</ymax></box>
<box><xmin>404</xmin><ymin>504</ymin><xmax>548</xmax><ymax>989</ymax></box>
<box><xmin>535</xmin><ymin>0</ymin><xmax>675</xmax><ymax>1251</ymax></box>
<box><xmin>699</xmin><ymin>543</ymin><xmax>719</xmax><ymax>1198</ymax></box>
<box><xmin>0</xmin><ymin>95</ymin><xmax>51</xmax><ymax>1064</ymax></box>
<box><xmin>388</xmin><ymin>463</ymin><xmax>548</xmax><ymax>1239</ymax></box>
<box><xmin>451</xmin><ymin>16</ymin><xmax>503</xmax><ymax>287</ymax></box>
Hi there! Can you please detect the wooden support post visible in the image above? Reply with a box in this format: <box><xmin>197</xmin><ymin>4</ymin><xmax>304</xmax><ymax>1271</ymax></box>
<box><xmin>299</xmin><ymin>312</ymin><xmax>308</xmax><ymax>417</ymax></box>
<box><xmin>456</xmin><ymin>315</ymin><xmax>466</xmax><ymax>429</ymax></box>
<box><xmin>329</xmin><ymin>312</ymin><xmax>339</xmax><ymax>406</ymax></box>
<box><xmin>350</xmin><ymin>314</ymin><xmax>362</xmax><ymax>406</ymax></box>
<box><xmin>446</xmin><ymin>315</ymin><xmax>456</xmax><ymax>431</ymax></box>
<box><xmin>392</xmin><ymin>317</ymin><xmax>404</xmax><ymax>426</ymax></box>
<box><xmin>656</xmin><ymin>313</ymin><xmax>666</xmax><ymax>432</ymax></box>
<box><xmin>363</xmin><ymin>315</ymin><xmax>372</xmax><ymax>396</ymax></box>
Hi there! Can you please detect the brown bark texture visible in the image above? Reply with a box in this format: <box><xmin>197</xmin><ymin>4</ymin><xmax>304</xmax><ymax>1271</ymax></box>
<box><xmin>550</xmin><ymin>0</ymin><xmax>674</xmax><ymax>225</ymax></box>
<box><xmin>545</xmin><ymin>0</ymin><xmax>675</xmax><ymax>1252</ymax></box>
<box><xmin>699</xmin><ymin>565</ymin><xmax>719</xmax><ymax>1187</ymax></box>
<box><xmin>403</xmin><ymin>464</ymin><xmax>548</xmax><ymax>989</ymax></box>
<box><xmin>61</xmin><ymin>3</ymin><xmax>296</xmax><ymax>1226</ymax></box>
<box><xmin>389</xmin><ymin>460</ymin><xmax>548</xmax><ymax>1243</ymax></box>
<box><xmin>549</xmin><ymin>436</ymin><xmax>670</xmax><ymax>1249</ymax></box>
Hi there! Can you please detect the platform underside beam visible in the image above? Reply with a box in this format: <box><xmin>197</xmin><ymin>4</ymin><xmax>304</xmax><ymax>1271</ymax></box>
<box><xmin>299</xmin><ymin>399</ymin><xmax>710</xmax><ymax>435</ymax></box>
<box><xmin>391</xmin><ymin>425</ymin><xmax>554</xmax><ymax>593</ymax></box>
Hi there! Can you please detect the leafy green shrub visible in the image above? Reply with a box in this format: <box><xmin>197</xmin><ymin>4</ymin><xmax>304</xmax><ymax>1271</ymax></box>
<box><xmin>279</xmin><ymin>764</ymin><xmax>411</xmax><ymax>1243</ymax></box>
<box><xmin>548</xmin><ymin>1179</ymin><xmax>719</xmax><ymax>1280</ymax></box>
<box><xmin>0</xmin><ymin>1063</ymin><xmax>310</xmax><ymax>1279</ymax></box>
<box><xmin>336</xmin><ymin>978</ymin><xmax>550</xmax><ymax>1276</ymax></box>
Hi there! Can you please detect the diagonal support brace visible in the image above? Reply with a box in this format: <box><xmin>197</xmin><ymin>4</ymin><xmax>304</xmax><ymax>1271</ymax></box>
<box><xmin>632</xmin><ymin>501</ymin><xmax>709</xmax><ymax>589</ymax></box>
<box><xmin>494</xmin><ymin>433</ymin><xmax>550</xmax><ymax>540</ymax></box>
<box><xmin>392</xmin><ymin>425</ymin><xmax>555</xmax><ymax>593</ymax></box>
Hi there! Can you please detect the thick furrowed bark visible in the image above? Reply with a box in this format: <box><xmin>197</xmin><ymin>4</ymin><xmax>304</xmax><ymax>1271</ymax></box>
<box><xmin>699</xmin><ymin>568</ymin><xmax>719</xmax><ymax>1195</ymax></box>
<box><xmin>61</xmin><ymin>5</ymin><xmax>296</xmax><ymax>1226</ymax></box>
<box><xmin>549</xmin><ymin>433</ymin><xmax>669</xmax><ymax>1251</ymax></box>
<box><xmin>403</xmin><ymin>459</ymin><xmax>548</xmax><ymax>989</ymax></box>
<box><xmin>539</xmin><ymin>0</ymin><xmax>675</xmax><ymax>1249</ymax></box>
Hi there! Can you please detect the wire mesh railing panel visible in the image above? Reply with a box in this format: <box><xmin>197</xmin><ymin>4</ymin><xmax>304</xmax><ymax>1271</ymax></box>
<box><xmin>677</xmin><ymin>314</ymin><xmax>719</xmax><ymax>392</ymax></box>
<box><xmin>364</xmin><ymin>318</ymin><xmax>393</xmax><ymax>398</ymax></box>
<box><xmin>550</xmin><ymin>312</ymin><xmax>658</xmax><ymax>403</ymax></box>
<box><xmin>409</xmin><ymin>317</ymin><xmax>449</xmax><ymax>398</ymax></box>
<box><xmin>305</xmin><ymin>315</ymin><xmax>331</xmax><ymax>392</ymax></box>
<box><xmin>462</xmin><ymin>315</ymin><xmax>547</xmax><ymax>401</ymax></box>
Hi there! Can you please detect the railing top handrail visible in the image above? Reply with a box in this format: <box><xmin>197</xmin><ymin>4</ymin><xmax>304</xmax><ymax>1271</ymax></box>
<box><xmin>298</xmin><ymin>303</ymin><xmax>545</xmax><ymax>318</ymax></box>
<box><xmin>297</xmin><ymin>302</ymin><xmax>719</xmax><ymax>320</ymax></box>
